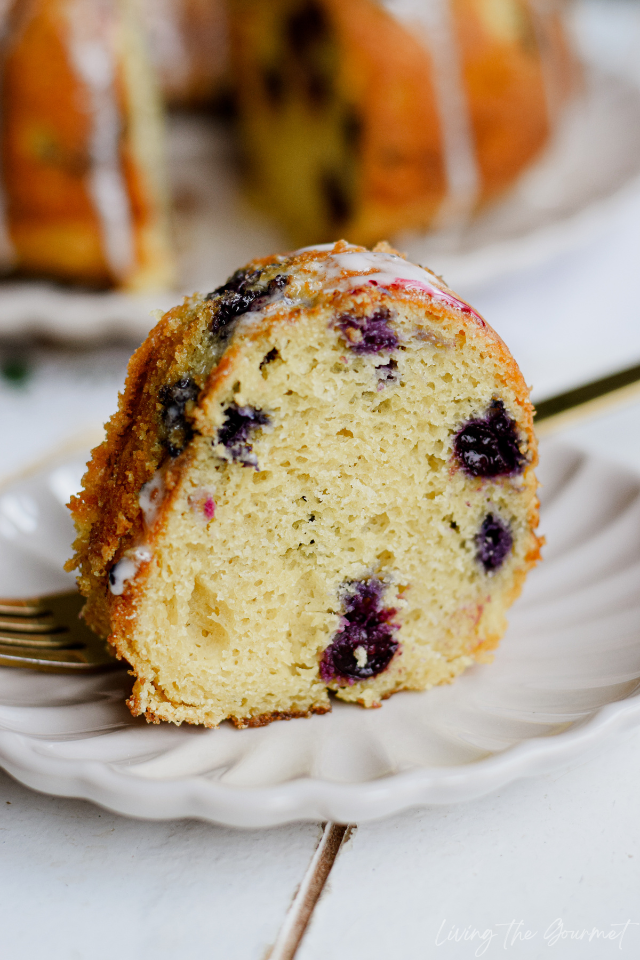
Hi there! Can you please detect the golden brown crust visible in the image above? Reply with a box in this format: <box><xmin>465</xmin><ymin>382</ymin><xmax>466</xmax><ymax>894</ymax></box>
<box><xmin>67</xmin><ymin>295</ymin><xmax>207</xmax><ymax>633</ymax></box>
<box><xmin>126</xmin><ymin>686</ymin><xmax>331</xmax><ymax>729</ymax></box>
<box><xmin>228</xmin><ymin>706</ymin><xmax>333</xmax><ymax>729</ymax></box>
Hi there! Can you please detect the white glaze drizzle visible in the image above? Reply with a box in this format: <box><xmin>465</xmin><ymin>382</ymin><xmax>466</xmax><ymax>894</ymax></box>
<box><xmin>66</xmin><ymin>0</ymin><xmax>135</xmax><ymax>282</ymax></box>
<box><xmin>109</xmin><ymin>469</ymin><xmax>164</xmax><ymax>596</ymax></box>
<box><xmin>307</xmin><ymin>247</ymin><xmax>483</xmax><ymax>320</ymax></box>
<box><xmin>139</xmin><ymin>470</ymin><xmax>165</xmax><ymax>527</ymax></box>
<box><xmin>329</xmin><ymin>249</ymin><xmax>440</xmax><ymax>285</ymax></box>
<box><xmin>236</xmin><ymin>294</ymin><xmax>299</xmax><ymax>333</ymax></box>
<box><xmin>140</xmin><ymin>0</ymin><xmax>191</xmax><ymax>95</ymax></box>
<box><xmin>377</xmin><ymin>0</ymin><xmax>480</xmax><ymax>225</ymax></box>
<box><xmin>108</xmin><ymin>546</ymin><xmax>151</xmax><ymax>596</ymax></box>
<box><xmin>293</xmin><ymin>242</ymin><xmax>340</xmax><ymax>255</ymax></box>
<box><xmin>528</xmin><ymin>0</ymin><xmax>564</xmax><ymax>126</ymax></box>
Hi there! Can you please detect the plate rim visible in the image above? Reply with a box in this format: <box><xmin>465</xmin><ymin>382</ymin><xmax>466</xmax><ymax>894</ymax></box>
<box><xmin>1</xmin><ymin>436</ymin><xmax>640</xmax><ymax>826</ymax></box>
<box><xmin>1</xmin><ymin>691</ymin><xmax>639</xmax><ymax>826</ymax></box>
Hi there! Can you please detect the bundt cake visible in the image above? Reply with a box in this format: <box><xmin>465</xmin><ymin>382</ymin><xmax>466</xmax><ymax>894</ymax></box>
<box><xmin>67</xmin><ymin>240</ymin><xmax>541</xmax><ymax>728</ymax></box>
<box><xmin>228</xmin><ymin>0</ymin><xmax>576</xmax><ymax>245</ymax></box>
<box><xmin>141</xmin><ymin>0</ymin><xmax>228</xmax><ymax>108</ymax></box>
<box><xmin>0</xmin><ymin>0</ymin><xmax>174</xmax><ymax>289</ymax></box>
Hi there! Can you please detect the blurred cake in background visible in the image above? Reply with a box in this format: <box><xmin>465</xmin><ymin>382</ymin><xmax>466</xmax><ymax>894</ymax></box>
<box><xmin>0</xmin><ymin>0</ymin><xmax>174</xmax><ymax>290</ymax></box>
<box><xmin>228</xmin><ymin>0</ymin><xmax>577</xmax><ymax>246</ymax></box>
<box><xmin>140</xmin><ymin>0</ymin><xmax>229</xmax><ymax>108</ymax></box>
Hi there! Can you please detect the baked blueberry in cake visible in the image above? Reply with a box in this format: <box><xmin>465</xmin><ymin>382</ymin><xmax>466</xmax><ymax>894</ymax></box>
<box><xmin>68</xmin><ymin>240</ymin><xmax>541</xmax><ymax>727</ymax></box>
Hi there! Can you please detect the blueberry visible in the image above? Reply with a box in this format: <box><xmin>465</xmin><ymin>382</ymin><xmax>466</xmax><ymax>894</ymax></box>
<box><xmin>286</xmin><ymin>1</ymin><xmax>329</xmax><ymax>53</ymax></box>
<box><xmin>206</xmin><ymin>269</ymin><xmax>288</xmax><ymax>339</ymax></box>
<box><xmin>216</xmin><ymin>402</ymin><xmax>270</xmax><ymax>468</ymax></box>
<box><xmin>262</xmin><ymin>64</ymin><xmax>285</xmax><ymax>106</ymax></box>
<box><xmin>454</xmin><ymin>400</ymin><xmax>524</xmax><ymax>478</ymax></box>
<box><xmin>320</xmin><ymin>578</ymin><xmax>400</xmax><ymax>683</ymax></box>
<box><xmin>321</xmin><ymin>170</ymin><xmax>352</xmax><ymax>227</ymax></box>
<box><xmin>268</xmin><ymin>274</ymin><xmax>289</xmax><ymax>294</ymax></box>
<box><xmin>159</xmin><ymin>377</ymin><xmax>200</xmax><ymax>457</ymax></box>
<box><xmin>336</xmin><ymin>308</ymin><xmax>399</xmax><ymax>355</ymax></box>
<box><xmin>343</xmin><ymin>108</ymin><xmax>362</xmax><ymax>151</ymax></box>
<box><xmin>207</xmin><ymin>267</ymin><xmax>259</xmax><ymax>301</ymax></box>
<box><xmin>476</xmin><ymin>513</ymin><xmax>513</xmax><ymax>572</ymax></box>
<box><xmin>376</xmin><ymin>358</ymin><xmax>398</xmax><ymax>387</ymax></box>
<box><xmin>260</xmin><ymin>347</ymin><xmax>280</xmax><ymax>369</ymax></box>
<box><xmin>286</xmin><ymin>2</ymin><xmax>333</xmax><ymax>106</ymax></box>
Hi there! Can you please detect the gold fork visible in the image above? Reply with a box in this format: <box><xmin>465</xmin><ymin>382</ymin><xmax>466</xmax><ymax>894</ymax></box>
<box><xmin>0</xmin><ymin>591</ymin><xmax>121</xmax><ymax>673</ymax></box>
<box><xmin>2</xmin><ymin>358</ymin><xmax>640</xmax><ymax>673</ymax></box>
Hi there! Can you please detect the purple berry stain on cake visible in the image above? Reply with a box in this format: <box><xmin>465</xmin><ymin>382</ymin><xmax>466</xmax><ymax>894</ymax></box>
<box><xmin>188</xmin><ymin>489</ymin><xmax>216</xmax><ymax>521</ymax></box>
<box><xmin>159</xmin><ymin>377</ymin><xmax>200</xmax><ymax>457</ymax></box>
<box><xmin>206</xmin><ymin>268</ymin><xmax>288</xmax><ymax>338</ymax></box>
<box><xmin>217</xmin><ymin>402</ymin><xmax>270</xmax><ymax>469</ymax></box>
<box><xmin>476</xmin><ymin>514</ymin><xmax>513</xmax><ymax>573</ymax></box>
<box><xmin>320</xmin><ymin>578</ymin><xmax>400</xmax><ymax>683</ymax></box>
<box><xmin>336</xmin><ymin>308</ymin><xmax>399</xmax><ymax>355</ymax></box>
<box><xmin>454</xmin><ymin>400</ymin><xmax>524</xmax><ymax>478</ymax></box>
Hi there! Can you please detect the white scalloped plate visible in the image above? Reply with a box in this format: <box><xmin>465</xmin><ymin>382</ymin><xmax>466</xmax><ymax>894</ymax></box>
<box><xmin>0</xmin><ymin>438</ymin><xmax>639</xmax><ymax>826</ymax></box>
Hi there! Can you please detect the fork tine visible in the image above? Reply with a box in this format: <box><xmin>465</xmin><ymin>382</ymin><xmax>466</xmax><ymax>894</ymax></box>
<box><xmin>0</xmin><ymin>628</ymin><xmax>78</xmax><ymax>649</ymax></box>
<box><xmin>0</xmin><ymin>614</ymin><xmax>56</xmax><ymax>633</ymax></box>
<box><xmin>0</xmin><ymin>591</ymin><xmax>125</xmax><ymax>673</ymax></box>
<box><xmin>0</xmin><ymin>642</ymin><xmax>111</xmax><ymax>673</ymax></box>
<box><xmin>0</xmin><ymin>599</ymin><xmax>50</xmax><ymax>616</ymax></box>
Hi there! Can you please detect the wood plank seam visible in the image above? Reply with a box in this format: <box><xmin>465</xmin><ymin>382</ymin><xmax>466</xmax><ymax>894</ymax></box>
<box><xmin>266</xmin><ymin>822</ymin><xmax>356</xmax><ymax>960</ymax></box>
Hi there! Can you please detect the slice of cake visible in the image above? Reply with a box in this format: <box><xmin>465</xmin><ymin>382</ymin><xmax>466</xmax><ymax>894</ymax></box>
<box><xmin>0</xmin><ymin>0</ymin><xmax>174</xmax><ymax>290</ymax></box>
<box><xmin>68</xmin><ymin>241</ymin><xmax>541</xmax><ymax>727</ymax></box>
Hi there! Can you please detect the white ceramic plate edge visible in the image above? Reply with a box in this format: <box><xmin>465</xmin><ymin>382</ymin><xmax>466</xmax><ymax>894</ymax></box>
<box><xmin>0</xmin><ymin>691</ymin><xmax>639</xmax><ymax>827</ymax></box>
